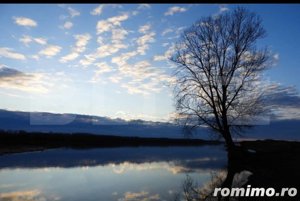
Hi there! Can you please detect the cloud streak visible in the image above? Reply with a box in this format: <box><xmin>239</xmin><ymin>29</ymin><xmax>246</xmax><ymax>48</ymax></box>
<box><xmin>19</xmin><ymin>35</ymin><xmax>47</xmax><ymax>46</ymax></box>
<box><xmin>39</xmin><ymin>45</ymin><xmax>62</xmax><ymax>58</ymax></box>
<box><xmin>136</xmin><ymin>30</ymin><xmax>156</xmax><ymax>55</ymax></box>
<box><xmin>68</xmin><ymin>7</ymin><xmax>80</xmax><ymax>18</ymax></box>
<box><xmin>60</xmin><ymin>33</ymin><xmax>91</xmax><ymax>63</ymax></box>
<box><xmin>0</xmin><ymin>47</ymin><xmax>26</xmax><ymax>60</ymax></box>
<box><xmin>219</xmin><ymin>4</ymin><xmax>229</xmax><ymax>13</ymax></box>
<box><xmin>165</xmin><ymin>6</ymin><xmax>187</xmax><ymax>16</ymax></box>
<box><xmin>91</xmin><ymin>5</ymin><xmax>104</xmax><ymax>16</ymax></box>
<box><xmin>90</xmin><ymin>62</ymin><xmax>113</xmax><ymax>83</ymax></box>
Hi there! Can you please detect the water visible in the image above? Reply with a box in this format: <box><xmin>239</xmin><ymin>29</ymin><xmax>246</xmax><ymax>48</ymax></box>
<box><xmin>0</xmin><ymin>146</ymin><xmax>227</xmax><ymax>201</ymax></box>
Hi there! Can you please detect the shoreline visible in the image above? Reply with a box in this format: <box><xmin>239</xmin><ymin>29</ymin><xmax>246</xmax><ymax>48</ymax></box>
<box><xmin>0</xmin><ymin>130</ymin><xmax>221</xmax><ymax>155</ymax></box>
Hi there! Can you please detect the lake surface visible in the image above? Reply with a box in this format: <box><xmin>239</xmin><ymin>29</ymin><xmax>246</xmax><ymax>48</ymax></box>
<box><xmin>0</xmin><ymin>146</ymin><xmax>227</xmax><ymax>201</ymax></box>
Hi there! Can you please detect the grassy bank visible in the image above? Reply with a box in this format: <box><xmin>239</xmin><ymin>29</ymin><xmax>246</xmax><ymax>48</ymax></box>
<box><xmin>218</xmin><ymin>140</ymin><xmax>300</xmax><ymax>200</ymax></box>
<box><xmin>240</xmin><ymin>140</ymin><xmax>300</xmax><ymax>189</ymax></box>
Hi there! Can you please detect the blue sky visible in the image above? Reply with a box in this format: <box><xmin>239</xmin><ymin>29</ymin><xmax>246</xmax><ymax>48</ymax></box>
<box><xmin>0</xmin><ymin>4</ymin><xmax>300</xmax><ymax>121</ymax></box>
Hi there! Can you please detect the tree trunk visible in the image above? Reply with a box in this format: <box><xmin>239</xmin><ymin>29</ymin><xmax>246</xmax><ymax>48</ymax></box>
<box><xmin>223</xmin><ymin>129</ymin><xmax>236</xmax><ymax>152</ymax></box>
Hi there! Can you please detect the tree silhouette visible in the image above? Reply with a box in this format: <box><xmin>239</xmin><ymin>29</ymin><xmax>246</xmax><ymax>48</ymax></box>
<box><xmin>171</xmin><ymin>7</ymin><xmax>271</xmax><ymax>151</ymax></box>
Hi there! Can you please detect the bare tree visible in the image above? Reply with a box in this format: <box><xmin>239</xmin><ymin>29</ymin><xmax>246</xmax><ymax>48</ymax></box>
<box><xmin>171</xmin><ymin>7</ymin><xmax>271</xmax><ymax>151</ymax></box>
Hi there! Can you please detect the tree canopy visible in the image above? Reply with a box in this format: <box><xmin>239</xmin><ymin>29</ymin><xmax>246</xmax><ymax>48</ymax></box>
<box><xmin>171</xmin><ymin>7</ymin><xmax>271</xmax><ymax>150</ymax></box>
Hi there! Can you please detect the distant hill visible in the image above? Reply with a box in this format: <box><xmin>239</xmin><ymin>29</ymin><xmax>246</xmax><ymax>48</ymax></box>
<box><xmin>0</xmin><ymin>109</ymin><xmax>299</xmax><ymax>140</ymax></box>
<box><xmin>0</xmin><ymin>109</ymin><xmax>196</xmax><ymax>139</ymax></box>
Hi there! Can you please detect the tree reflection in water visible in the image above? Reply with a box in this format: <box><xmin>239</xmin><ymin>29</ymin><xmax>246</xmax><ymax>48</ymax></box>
<box><xmin>174</xmin><ymin>150</ymin><xmax>254</xmax><ymax>201</ymax></box>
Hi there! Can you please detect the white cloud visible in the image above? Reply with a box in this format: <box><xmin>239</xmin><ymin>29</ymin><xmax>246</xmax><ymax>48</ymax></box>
<box><xmin>60</xmin><ymin>52</ymin><xmax>79</xmax><ymax>63</ymax></box>
<box><xmin>122</xmin><ymin>70</ymin><xmax>166</xmax><ymax>98</ymax></box>
<box><xmin>91</xmin><ymin>5</ymin><xmax>104</xmax><ymax>16</ymax></box>
<box><xmin>121</xmin><ymin>83</ymin><xmax>150</xmax><ymax>95</ymax></box>
<box><xmin>79</xmin><ymin>54</ymin><xmax>96</xmax><ymax>66</ymax></box>
<box><xmin>165</xmin><ymin>26</ymin><xmax>186</xmax><ymax>39</ymax></box>
<box><xmin>115</xmin><ymin>58</ymin><xmax>173</xmax><ymax>95</ymax></box>
<box><xmin>164</xmin><ymin>6</ymin><xmax>187</xmax><ymax>16</ymax></box>
<box><xmin>96</xmin><ymin>20</ymin><xmax>112</xmax><ymax>34</ymax></box>
<box><xmin>59</xmin><ymin>14</ymin><xmax>68</xmax><ymax>21</ymax></box>
<box><xmin>74</xmin><ymin>33</ymin><xmax>91</xmax><ymax>52</ymax></box>
<box><xmin>101</xmin><ymin>23</ymin><xmax>172</xmax><ymax>95</ymax></box>
<box><xmin>31</xmin><ymin>55</ymin><xmax>40</xmax><ymax>60</ymax></box>
<box><xmin>164</xmin><ymin>43</ymin><xmax>176</xmax><ymax>59</ymax></box>
<box><xmin>34</xmin><ymin>38</ymin><xmax>47</xmax><ymax>45</ymax></box>
<box><xmin>79</xmin><ymin>42</ymin><xmax>127</xmax><ymax>67</ymax></box>
<box><xmin>39</xmin><ymin>45</ymin><xmax>62</xmax><ymax>58</ymax></box>
<box><xmin>97</xmin><ymin>36</ymin><xmax>104</xmax><ymax>45</ymax></box>
<box><xmin>91</xmin><ymin>4</ymin><xmax>125</xmax><ymax>16</ymax></box>
<box><xmin>112</xmin><ymin>28</ymin><xmax>128</xmax><ymax>41</ymax></box>
<box><xmin>0</xmin><ymin>47</ymin><xmax>26</xmax><ymax>60</ymax></box>
<box><xmin>81</xmin><ymin>13</ymin><xmax>130</xmax><ymax>67</ymax></box>
<box><xmin>108</xmin><ymin>42</ymin><xmax>175</xmax><ymax>95</ymax></box>
<box><xmin>0</xmin><ymin>64</ymin><xmax>7</xmax><ymax>68</ymax></box>
<box><xmin>161</xmin><ymin>28</ymin><xmax>173</xmax><ymax>36</ymax></box>
<box><xmin>81</xmin><ymin>16</ymin><xmax>129</xmax><ymax>67</ymax></box>
<box><xmin>153</xmin><ymin>55</ymin><xmax>166</xmax><ymax>61</ymax></box>
<box><xmin>63</xmin><ymin>21</ymin><xmax>73</xmax><ymax>29</ymax></box>
<box><xmin>68</xmin><ymin>7</ymin><xmax>80</xmax><ymax>18</ymax></box>
<box><xmin>139</xmin><ymin>24</ymin><xmax>151</xmax><ymax>34</ymax></box>
<box><xmin>59</xmin><ymin>7</ymin><xmax>79</xmax><ymax>31</ymax></box>
<box><xmin>19</xmin><ymin>35</ymin><xmax>47</xmax><ymax>46</ymax></box>
<box><xmin>270</xmin><ymin>53</ymin><xmax>280</xmax><ymax>67</ymax></box>
<box><xmin>90</xmin><ymin>62</ymin><xmax>113</xmax><ymax>83</ymax></box>
<box><xmin>22</xmin><ymin>36</ymin><xmax>31</xmax><ymax>45</ymax></box>
<box><xmin>262</xmin><ymin>84</ymin><xmax>300</xmax><ymax>120</ymax></box>
<box><xmin>138</xmin><ymin>4</ymin><xmax>151</xmax><ymax>9</ymax></box>
<box><xmin>162</xmin><ymin>43</ymin><xmax>169</xmax><ymax>47</ymax></box>
<box><xmin>219</xmin><ymin>4</ymin><xmax>229</xmax><ymax>13</ymax></box>
<box><xmin>96</xmin><ymin>42</ymin><xmax>127</xmax><ymax>58</ymax></box>
<box><xmin>137</xmin><ymin>32</ymin><xmax>155</xmax><ymax>46</ymax></box>
<box><xmin>109</xmin><ymin>74</ymin><xmax>123</xmax><ymax>83</ymax></box>
<box><xmin>19</xmin><ymin>35</ymin><xmax>32</xmax><ymax>45</ymax></box>
<box><xmin>60</xmin><ymin>33</ymin><xmax>91</xmax><ymax>63</ymax></box>
<box><xmin>132</xmin><ymin>11</ymin><xmax>139</xmax><ymax>16</ymax></box>
<box><xmin>111</xmin><ymin>51</ymin><xmax>138</xmax><ymax>66</ymax></box>
<box><xmin>96</xmin><ymin>13</ymin><xmax>129</xmax><ymax>34</ymax></box>
<box><xmin>13</xmin><ymin>16</ymin><xmax>37</xmax><ymax>27</ymax></box>
<box><xmin>94</xmin><ymin>62</ymin><xmax>112</xmax><ymax>74</ymax></box>
<box><xmin>108</xmin><ymin>14</ymin><xmax>129</xmax><ymax>25</ymax></box>
<box><xmin>274</xmin><ymin>107</ymin><xmax>300</xmax><ymax>120</ymax></box>
<box><xmin>108</xmin><ymin>4</ymin><xmax>123</xmax><ymax>9</ymax></box>
<box><xmin>136</xmin><ymin>32</ymin><xmax>156</xmax><ymax>55</ymax></box>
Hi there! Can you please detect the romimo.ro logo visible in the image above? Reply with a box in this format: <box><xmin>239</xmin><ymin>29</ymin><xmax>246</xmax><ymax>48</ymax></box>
<box><xmin>213</xmin><ymin>185</ymin><xmax>297</xmax><ymax>197</ymax></box>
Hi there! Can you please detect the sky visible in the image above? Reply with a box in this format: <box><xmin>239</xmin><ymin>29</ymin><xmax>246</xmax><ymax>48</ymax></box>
<box><xmin>0</xmin><ymin>4</ymin><xmax>300</xmax><ymax>122</ymax></box>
